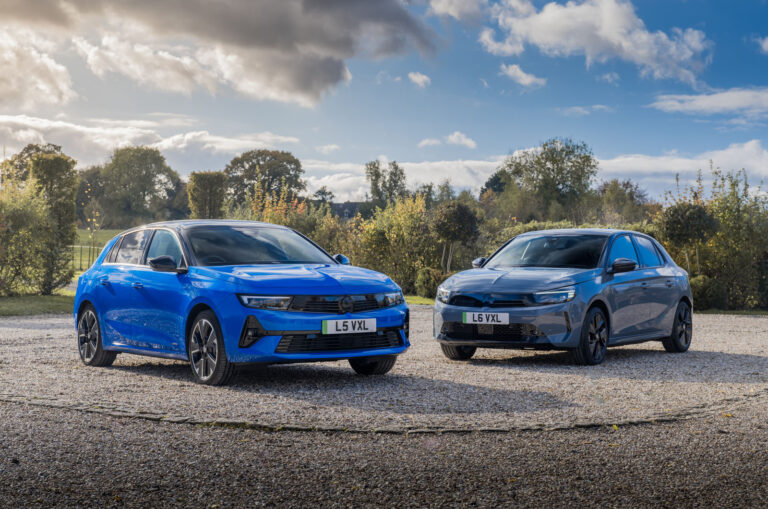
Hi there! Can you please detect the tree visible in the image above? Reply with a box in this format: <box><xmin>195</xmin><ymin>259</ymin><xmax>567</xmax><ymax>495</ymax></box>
<box><xmin>365</xmin><ymin>160</ymin><xmax>408</xmax><ymax>208</ymax></box>
<box><xmin>432</xmin><ymin>201</ymin><xmax>479</xmax><ymax>273</ymax></box>
<box><xmin>188</xmin><ymin>171</ymin><xmax>227</xmax><ymax>219</ymax></box>
<box><xmin>1</xmin><ymin>143</ymin><xmax>62</xmax><ymax>184</ymax></box>
<box><xmin>480</xmin><ymin>169</ymin><xmax>509</xmax><ymax>195</ymax></box>
<box><xmin>312</xmin><ymin>186</ymin><xmax>334</xmax><ymax>204</ymax></box>
<box><xmin>598</xmin><ymin>178</ymin><xmax>649</xmax><ymax>224</ymax></box>
<box><xmin>436</xmin><ymin>179</ymin><xmax>455</xmax><ymax>204</ymax></box>
<box><xmin>75</xmin><ymin>166</ymin><xmax>105</xmax><ymax>227</ymax></box>
<box><xmin>28</xmin><ymin>153</ymin><xmax>78</xmax><ymax>295</ymax></box>
<box><xmin>224</xmin><ymin>149</ymin><xmax>305</xmax><ymax>207</ymax></box>
<box><xmin>100</xmin><ymin>147</ymin><xmax>181</xmax><ymax>227</ymax></box>
<box><xmin>661</xmin><ymin>201</ymin><xmax>717</xmax><ymax>274</ymax></box>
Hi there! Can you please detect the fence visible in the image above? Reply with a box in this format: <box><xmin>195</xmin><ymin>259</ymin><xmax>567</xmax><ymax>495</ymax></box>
<box><xmin>71</xmin><ymin>244</ymin><xmax>106</xmax><ymax>271</ymax></box>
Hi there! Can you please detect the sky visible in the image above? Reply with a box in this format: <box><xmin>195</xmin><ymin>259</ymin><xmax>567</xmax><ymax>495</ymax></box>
<box><xmin>1</xmin><ymin>0</ymin><xmax>768</xmax><ymax>201</ymax></box>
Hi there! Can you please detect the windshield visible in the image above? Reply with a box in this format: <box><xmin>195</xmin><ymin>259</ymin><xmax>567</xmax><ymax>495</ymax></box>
<box><xmin>187</xmin><ymin>226</ymin><xmax>334</xmax><ymax>266</ymax></box>
<box><xmin>485</xmin><ymin>234</ymin><xmax>607</xmax><ymax>269</ymax></box>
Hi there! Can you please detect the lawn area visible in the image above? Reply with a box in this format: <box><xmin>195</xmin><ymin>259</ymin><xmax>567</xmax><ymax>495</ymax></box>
<box><xmin>76</xmin><ymin>228</ymin><xmax>122</xmax><ymax>246</ymax></box>
<box><xmin>405</xmin><ymin>295</ymin><xmax>434</xmax><ymax>306</ymax></box>
<box><xmin>0</xmin><ymin>292</ymin><xmax>75</xmax><ymax>317</ymax></box>
<box><xmin>73</xmin><ymin>229</ymin><xmax>121</xmax><ymax>271</ymax></box>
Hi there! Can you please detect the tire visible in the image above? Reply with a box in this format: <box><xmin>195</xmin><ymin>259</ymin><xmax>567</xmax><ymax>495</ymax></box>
<box><xmin>187</xmin><ymin>310</ymin><xmax>235</xmax><ymax>385</ymax></box>
<box><xmin>440</xmin><ymin>344</ymin><xmax>477</xmax><ymax>360</ymax></box>
<box><xmin>77</xmin><ymin>305</ymin><xmax>117</xmax><ymax>367</ymax></box>
<box><xmin>571</xmin><ymin>306</ymin><xmax>609</xmax><ymax>365</ymax></box>
<box><xmin>349</xmin><ymin>355</ymin><xmax>397</xmax><ymax>375</ymax></box>
<box><xmin>662</xmin><ymin>301</ymin><xmax>692</xmax><ymax>353</ymax></box>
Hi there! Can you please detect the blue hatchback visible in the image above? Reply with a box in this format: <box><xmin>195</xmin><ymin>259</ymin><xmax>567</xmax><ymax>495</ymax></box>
<box><xmin>74</xmin><ymin>220</ymin><xmax>409</xmax><ymax>385</ymax></box>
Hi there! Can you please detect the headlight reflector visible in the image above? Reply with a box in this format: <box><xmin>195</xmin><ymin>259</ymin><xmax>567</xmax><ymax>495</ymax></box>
<box><xmin>436</xmin><ymin>286</ymin><xmax>451</xmax><ymax>304</ymax></box>
<box><xmin>238</xmin><ymin>295</ymin><xmax>292</xmax><ymax>310</ymax></box>
<box><xmin>532</xmin><ymin>287</ymin><xmax>575</xmax><ymax>305</ymax></box>
<box><xmin>381</xmin><ymin>291</ymin><xmax>404</xmax><ymax>307</ymax></box>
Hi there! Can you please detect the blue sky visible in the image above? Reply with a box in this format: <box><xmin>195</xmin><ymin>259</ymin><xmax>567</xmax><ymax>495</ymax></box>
<box><xmin>1</xmin><ymin>0</ymin><xmax>768</xmax><ymax>200</ymax></box>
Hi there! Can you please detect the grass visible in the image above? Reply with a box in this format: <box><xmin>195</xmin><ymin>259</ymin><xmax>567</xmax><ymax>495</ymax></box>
<box><xmin>405</xmin><ymin>295</ymin><xmax>434</xmax><ymax>306</ymax></box>
<box><xmin>697</xmin><ymin>308</ymin><xmax>768</xmax><ymax>316</ymax></box>
<box><xmin>0</xmin><ymin>291</ymin><xmax>75</xmax><ymax>317</ymax></box>
<box><xmin>76</xmin><ymin>228</ymin><xmax>122</xmax><ymax>246</ymax></box>
<box><xmin>72</xmin><ymin>229</ymin><xmax>122</xmax><ymax>271</ymax></box>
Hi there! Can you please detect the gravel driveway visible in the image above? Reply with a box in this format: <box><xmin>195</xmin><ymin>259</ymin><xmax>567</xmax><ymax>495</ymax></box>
<box><xmin>1</xmin><ymin>306</ymin><xmax>767</xmax><ymax>432</ymax></box>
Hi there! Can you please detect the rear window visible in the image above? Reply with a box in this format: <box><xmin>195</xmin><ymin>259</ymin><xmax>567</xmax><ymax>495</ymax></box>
<box><xmin>634</xmin><ymin>235</ymin><xmax>663</xmax><ymax>267</ymax></box>
<box><xmin>114</xmin><ymin>230</ymin><xmax>151</xmax><ymax>265</ymax></box>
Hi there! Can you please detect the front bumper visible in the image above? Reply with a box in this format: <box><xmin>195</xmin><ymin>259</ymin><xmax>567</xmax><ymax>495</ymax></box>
<box><xmin>223</xmin><ymin>303</ymin><xmax>410</xmax><ymax>363</ymax></box>
<box><xmin>433</xmin><ymin>300</ymin><xmax>579</xmax><ymax>350</ymax></box>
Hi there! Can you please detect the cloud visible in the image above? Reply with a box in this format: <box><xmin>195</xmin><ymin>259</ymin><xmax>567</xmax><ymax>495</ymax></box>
<box><xmin>499</xmin><ymin>63</ymin><xmax>546</xmax><ymax>88</ymax></box>
<box><xmin>315</xmin><ymin>144</ymin><xmax>340</xmax><ymax>155</ymax></box>
<box><xmin>755</xmin><ymin>36</ymin><xmax>768</xmax><ymax>54</ymax></box>
<box><xmin>445</xmin><ymin>131</ymin><xmax>477</xmax><ymax>149</ymax></box>
<box><xmin>597</xmin><ymin>72</ymin><xmax>620</xmax><ymax>84</ymax></box>
<box><xmin>649</xmin><ymin>88</ymin><xmax>768</xmax><ymax>121</ymax></box>
<box><xmin>154</xmin><ymin>131</ymin><xmax>299</xmax><ymax>154</ymax></box>
<box><xmin>480</xmin><ymin>0</ymin><xmax>711</xmax><ymax>85</ymax></box>
<box><xmin>559</xmin><ymin>104</ymin><xmax>614</xmax><ymax>116</ymax></box>
<box><xmin>0</xmin><ymin>30</ymin><xmax>75</xmax><ymax>110</ymax></box>
<box><xmin>418</xmin><ymin>138</ymin><xmax>442</xmax><ymax>148</ymax></box>
<box><xmin>429</xmin><ymin>0</ymin><xmax>488</xmax><ymax>22</ymax></box>
<box><xmin>408</xmin><ymin>71</ymin><xmax>431</xmax><ymax>88</ymax></box>
<box><xmin>1</xmin><ymin>0</ymin><xmax>436</xmax><ymax>107</ymax></box>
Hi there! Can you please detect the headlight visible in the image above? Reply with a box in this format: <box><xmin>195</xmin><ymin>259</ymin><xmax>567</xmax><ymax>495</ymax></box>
<box><xmin>532</xmin><ymin>287</ymin><xmax>575</xmax><ymax>305</ymax></box>
<box><xmin>238</xmin><ymin>295</ymin><xmax>292</xmax><ymax>310</ymax></box>
<box><xmin>436</xmin><ymin>286</ymin><xmax>451</xmax><ymax>304</ymax></box>
<box><xmin>381</xmin><ymin>291</ymin><xmax>404</xmax><ymax>307</ymax></box>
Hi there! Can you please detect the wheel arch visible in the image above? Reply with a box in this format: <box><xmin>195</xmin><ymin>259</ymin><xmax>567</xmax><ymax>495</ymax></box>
<box><xmin>184</xmin><ymin>302</ymin><xmax>215</xmax><ymax>347</ymax></box>
<box><xmin>586</xmin><ymin>298</ymin><xmax>611</xmax><ymax>334</ymax></box>
<box><xmin>680</xmin><ymin>295</ymin><xmax>692</xmax><ymax>310</ymax></box>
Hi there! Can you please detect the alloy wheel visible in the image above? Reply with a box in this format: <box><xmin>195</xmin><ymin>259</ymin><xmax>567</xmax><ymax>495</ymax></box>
<box><xmin>78</xmin><ymin>310</ymin><xmax>99</xmax><ymax>362</ymax></box>
<box><xmin>588</xmin><ymin>312</ymin><xmax>608</xmax><ymax>362</ymax></box>
<box><xmin>677</xmin><ymin>305</ymin><xmax>692</xmax><ymax>347</ymax></box>
<box><xmin>190</xmin><ymin>319</ymin><xmax>218</xmax><ymax>381</ymax></box>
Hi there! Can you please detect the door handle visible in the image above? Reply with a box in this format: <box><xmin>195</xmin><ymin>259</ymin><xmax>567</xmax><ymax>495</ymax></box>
<box><xmin>666</xmin><ymin>280</ymin><xmax>674</xmax><ymax>287</ymax></box>
<box><xmin>132</xmin><ymin>282</ymin><xmax>144</xmax><ymax>289</ymax></box>
<box><xmin>99</xmin><ymin>277</ymin><xmax>109</xmax><ymax>286</ymax></box>
<box><xmin>640</xmin><ymin>281</ymin><xmax>648</xmax><ymax>289</ymax></box>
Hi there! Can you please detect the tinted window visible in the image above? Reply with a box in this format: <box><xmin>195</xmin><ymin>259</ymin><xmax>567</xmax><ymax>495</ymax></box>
<box><xmin>187</xmin><ymin>226</ymin><xmax>334</xmax><ymax>266</ymax></box>
<box><xmin>608</xmin><ymin>235</ymin><xmax>638</xmax><ymax>265</ymax></box>
<box><xmin>147</xmin><ymin>230</ymin><xmax>185</xmax><ymax>267</ymax></box>
<box><xmin>485</xmin><ymin>234</ymin><xmax>608</xmax><ymax>269</ymax></box>
<box><xmin>106</xmin><ymin>239</ymin><xmax>121</xmax><ymax>263</ymax></box>
<box><xmin>115</xmin><ymin>230</ymin><xmax>150</xmax><ymax>265</ymax></box>
<box><xmin>634</xmin><ymin>236</ymin><xmax>662</xmax><ymax>267</ymax></box>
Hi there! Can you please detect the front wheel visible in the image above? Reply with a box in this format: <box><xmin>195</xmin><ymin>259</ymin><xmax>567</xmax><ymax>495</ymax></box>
<box><xmin>571</xmin><ymin>307</ymin><xmax>609</xmax><ymax>365</ymax></box>
<box><xmin>349</xmin><ymin>355</ymin><xmax>397</xmax><ymax>375</ymax></box>
<box><xmin>440</xmin><ymin>344</ymin><xmax>476</xmax><ymax>360</ymax></box>
<box><xmin>662</xmin><ymin>301</ymin><xmax>692</xmax><ymax>353</ymax></box>
<box><xmin>77</xmin><ymin>305</ymin><xmax>117</xmax><ymax>367</ymax></box>
<box><xmin>187</xmin><ymin>310</ymin><xmax>235</xmax><ymax>385</ymax></box>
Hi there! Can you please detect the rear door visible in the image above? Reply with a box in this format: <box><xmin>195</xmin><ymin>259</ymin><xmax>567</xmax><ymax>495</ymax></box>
<box><xmin>604</xmin><ymin>234</ymin><xmax>647</xmax><ymax>339</ymax></box>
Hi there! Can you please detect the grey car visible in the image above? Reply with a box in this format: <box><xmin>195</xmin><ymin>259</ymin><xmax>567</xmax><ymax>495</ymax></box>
<box><xmin>433</xmin><ymin>229</ymin><xmax>693</xmax><ymax>365</ymax></box>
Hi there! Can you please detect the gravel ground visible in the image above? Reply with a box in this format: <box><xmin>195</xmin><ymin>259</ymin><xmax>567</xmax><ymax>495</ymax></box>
<box><xmin>0</xmin><ymin>307</ymin><xmax>766</xmax><ymax>431</ymax></box>
<box><xmin>0</xmin><ymin>308</ymin><xmax>767</xmax><ymax>506</ymax></box>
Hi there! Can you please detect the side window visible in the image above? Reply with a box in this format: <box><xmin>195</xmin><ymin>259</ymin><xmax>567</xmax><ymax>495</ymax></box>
<box><xmin>608</xmin><ymin>235</ymin><xmax>639</xmax><ymax>265</ymax></box>
<box><xmin>634</xmin><ymin>236</ymin><xmax>662</xmax><ymax>267</ymax></box>
<box><xmin>114</xmin><ymin>230</ymin><xmax>150</xmax><ymax>265</ymax></box>
<box><xmin>146</xmin><ymin>230</ymin><xmax>185</xmax><ymax>267</ymax></box>
<box><xmin>106</xmin><ymin>238</ymin><xmax>122</xmax><ymax>263</ymax></box>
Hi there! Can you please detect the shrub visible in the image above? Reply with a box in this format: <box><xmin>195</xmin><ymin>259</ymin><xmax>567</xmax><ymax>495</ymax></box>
<box><xmin>415</xmin><ymin>268</ymin><xmax>448</xmax><ymax>299</ymax></box>
<box><xmin>188</xmin><ymin>171</ymin><xmax>227</xmax><ymax>219</ymax></box>
<box><xmin>0</xmin><ymin>186</ymin><xmax>45</xmax><ymax>295</ymax></box>
<box><xmin>689</xmin><ymin>275</ymin><xmax>727</xmax><ymax>310</ymax></box>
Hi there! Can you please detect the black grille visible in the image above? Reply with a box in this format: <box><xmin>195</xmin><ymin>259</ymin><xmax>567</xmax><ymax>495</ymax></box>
<box><xmin>449</xmin><ymin>295</ymin><xmax>483</xmax><ymax>307</ymax></box>
<box><xmin>290</xmin><ymin>295</ymin><xmax>381</xmax><ymax>314</ymax></box>
<box><xmin>448</xmin><ymin>295</ymin><xmax>527</xmax><ymax>308</ymax></box>
<box><xmin>441</xmin><ymin>322</ymin><xmax>545</xmax><ymax>341</ymax></box>
<box><xmin>275</xmin><ymin>330</ymin><xmax>402</xmax><ymax>353</ymax></box>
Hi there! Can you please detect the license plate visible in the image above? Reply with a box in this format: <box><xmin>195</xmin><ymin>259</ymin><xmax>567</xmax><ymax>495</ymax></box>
<box><xmin>322</xmin><ymin>318</ymin><xmax>376</xmax><ymax>334</ymax></box>
<box><xmin>462</xmin><ymin>312</ymin><xmax>509</xmax><ymax>325</ymax></box>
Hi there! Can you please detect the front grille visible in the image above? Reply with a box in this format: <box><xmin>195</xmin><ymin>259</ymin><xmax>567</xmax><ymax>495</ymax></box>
<box><xmin>290</xmin><ymin>295</ymin><xmax>381</xmax><ymax>314</ymax></box>
<box><xmin>275</xmin><ymin>330</ymin><xmax>403</xmax><ymax>353</ymax></box>
<box><xmin>441</xmin><ymin>322</ymin><xmax>545</xmax><ymax>341</ymax></box>
<box><xmin>448</xmin><ymin>294</ymin><xmax>527</xmax><ymax>308</ymax></box>
<box><xmin>489</xmin><ymin>299</ymin><xmax>525</xmax><ymax>308</ymax></box>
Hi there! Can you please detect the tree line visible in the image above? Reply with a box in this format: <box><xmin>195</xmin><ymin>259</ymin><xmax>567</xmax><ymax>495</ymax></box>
<box><xmin>1</xmin><ymin>138</ymin><xmax>766</xmax><ymax>310</ymax></box>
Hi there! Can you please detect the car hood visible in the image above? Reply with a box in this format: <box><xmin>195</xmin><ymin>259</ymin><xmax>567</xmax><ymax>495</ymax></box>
<box><xmin>442</xmin><ymin>267</ymin><xmax>600</xmax><ymax>293</ymax></box>
<box><xmin>193</xmin><ymin>264</ymin><xmax>400</xmax><ymax>295</ymax></box>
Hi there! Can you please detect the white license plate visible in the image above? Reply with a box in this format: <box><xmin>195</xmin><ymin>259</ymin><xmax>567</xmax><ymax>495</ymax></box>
<box><xmin>322</xmin><ymin>318</ymin><xmax>376</xmax><ymax>335</ymax></box>
<box><xmin>462</xmin><ymin>312</ymin><xmax>509</xmax><ymax>325</ymax></box>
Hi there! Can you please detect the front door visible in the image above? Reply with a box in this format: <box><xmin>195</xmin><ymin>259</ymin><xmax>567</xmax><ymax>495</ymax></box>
<box><xmin>604</xmin><ymin>234</ymin><xmax>647</xmax><ymax>339</ymax></box>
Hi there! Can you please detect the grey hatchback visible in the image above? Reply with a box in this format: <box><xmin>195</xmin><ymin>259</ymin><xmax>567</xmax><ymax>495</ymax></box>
<box><xmin>433</xmin><ymin>229</ymin><xmax>693</xmax><ymax>365</ymax></box>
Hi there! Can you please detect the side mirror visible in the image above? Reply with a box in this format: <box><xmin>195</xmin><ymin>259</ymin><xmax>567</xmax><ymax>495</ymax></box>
<box><xmin>472</xmin><ymin>257</ymin><xmax>487</xmax><ymax>268</ymax></box>
<box><xmin>609</xmin><ymin>257</ymin><xmax>637</xmax><ymax>274</ymax></box>
<box><xmin>149</xmin><ymin>255</ymin><xmax>182</xmax><ymax>273</ymax></box>
<box><xmin>333</xmin><ymin>254</ymin><xmax>351</xmax><ymax>265</ymax></box>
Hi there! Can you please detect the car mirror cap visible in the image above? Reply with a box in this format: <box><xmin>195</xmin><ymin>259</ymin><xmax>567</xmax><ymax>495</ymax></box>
<box><xmin>333</xmin><ymin>254</ymin><xmax>351</xmax><ymax>265</ymax></box>
<box><xmin>610</xmin><ymin>258</ymin><xmax>637</xmax><ymax>274</ymax></box>
<box><xmin>472</xmin><ymin>257</ymin><xmax>487</xmax><ymax>268</ymax></box>
<box><xmin>148</xmin><ymin>255</ymin><xmax>179</xmax><ymax>272</ymax></box>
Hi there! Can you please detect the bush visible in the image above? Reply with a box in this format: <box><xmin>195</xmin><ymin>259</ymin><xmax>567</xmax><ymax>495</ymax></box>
<box><xmin>689</xmin><ymin>275</ymin><xmax>727</xmax><ymax>310</ymax></box>
<box><xmin>0</xmin><ymin>186</ymin><xmax>45</xmax><ymax>295</ymax></box>
<box><xmin>415</xmin><ymin>268</ymin><xmax>448</xmax><ymax>299</ymax></box>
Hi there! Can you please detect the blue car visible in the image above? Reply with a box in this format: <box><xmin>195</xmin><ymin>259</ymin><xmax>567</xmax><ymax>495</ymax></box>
<box><xmin>434</xmin><ymin>229</ymin><xmax>693</xmax><ymax>365</ymax></box>
<box><xmin>74</xmin><ymin>220</ymin><xmax>409</xmax><ymax>385</ymax></box>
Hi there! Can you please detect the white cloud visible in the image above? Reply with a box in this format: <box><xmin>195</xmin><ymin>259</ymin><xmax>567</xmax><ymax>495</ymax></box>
<box><xmin>481</xmin><ymin>0</ymin><xmax>711</xmax><ymax>85</ymax></box>
<box><xmin>0</xmin><ymin>30</ymin><xmax>75</xmax><ymax>110</ymax></box>
<box><xmin>408</xmin><ymin>71</ymin><xmax>431</xmax><ymax>88</ymax></box>
<box><xmin>445</xmin><ymin>131</ymin><xmax>477</xmax><ymax>149</ymax></box>
<box><xmin>429</xmin><ymin>0</ymin><xmax>488</xmax><ymax>21</ymax></box>
<box><xmin>315</xmin><ymin>144</ymin><xmax>340</xmax><ymax>155</ymax></box>
<box><xmin>418</xmin><ymin>138</ymin><xmax>442</xmax><ymax>148</ymax></box>
<box><xmin>650</xmin><ymin>88</ymin><xmax>768</xmax><ymax>119</ymax></box>
<box><xmin>597</xmin><ymin>72</ymin><xmax>620</xmax><ymax>84</ymax></box>
<box><xmin>499</xmin><ymin>63</ymin><xmax>546</xmax><ymax>88</ymax></box>
<box><xmin>755</xmin><ymin>36</ymin><xmax>768</xmax><ymax>54</ymax></box>
<box><xmin>560</xmin><ymin>104</ymin><xmax>614</xmax><ymax>116</ymax></box>
<box><xmin>479</xmin><ymin>77</ymin><xmax>490</xmax><ymax>88</ymax></box>
<box><xmin>154</xmin><ymin>131</ymin><xmax>299</xmax><ymax>154</ymax></box>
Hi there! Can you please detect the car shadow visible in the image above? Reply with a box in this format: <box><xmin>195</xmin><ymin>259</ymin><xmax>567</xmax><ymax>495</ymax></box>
<box><xmin>466</xmin><ymin>346</ymin><xmax>768</xmax><ymax>384</ymax></box>
<box><xmin>108</xmin><ymin>360</ymin><xmax>571</xmax><ymax>415</ymax></box>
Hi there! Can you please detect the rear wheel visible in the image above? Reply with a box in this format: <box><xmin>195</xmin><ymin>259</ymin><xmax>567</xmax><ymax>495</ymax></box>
<box><xmin>571</xmin><ymin>307</ymin><xmax>609</xmax><ymax>365</ymax></box>
<box><xmin>77</xmin><ymin>305</ymin><xmax>117</xmax><ymax>367</ymax></box>
<box><xmin>440</xmin><ymin>344</ymin><xmax>476</xmax><ymax>360</ymax></box>
<box><xmin>187</xmin><ymin>310</ymin><xmax>235</xmax><ymax>385</ymax></box>
<box><xmin>349</xmin><ymin>355</ymin><xmax>397</xmax><ymax>375</ymax></box>
<box><xmin>662</xmin><ymin>301</ymin><xmax>692</xmax><ymax>353</ymax></box>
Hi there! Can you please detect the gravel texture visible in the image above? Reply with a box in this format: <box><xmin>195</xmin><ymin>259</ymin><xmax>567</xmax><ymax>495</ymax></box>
<box><xmin>0</xmin><ymin>307</ymin><xmax>766</xmax><ymax>431</ymax></box>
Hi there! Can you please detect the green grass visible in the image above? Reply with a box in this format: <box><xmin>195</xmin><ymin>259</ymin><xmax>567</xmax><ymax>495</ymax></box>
<box><xmin>0</xmin><ymin>292</ymin><xmax>75</xmax><ymax>316</ymax></box>
<box><xmin>76</xmin><ymin>228</ymin><xmax>122</xmax><ymax>246</ymax></box>
<box><xmin>405</xmin><ymin>295</ymin><xmax>434</xmax><ymax>306</ymax></box>
<box><xmin>72</xmin><ymin>229</ymin><xmax>122</xmax><ymax>271</ymax></box>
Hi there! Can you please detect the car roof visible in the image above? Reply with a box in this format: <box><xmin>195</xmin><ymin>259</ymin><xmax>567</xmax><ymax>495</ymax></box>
<box><xmin>516</xmin><ymin>228</ymin><xmax>644</xmax><ymax>237</ymax></box>
<box><xmin>141</xmin><ymin>219</ymin><xmax>289</xmax><ymax>231</ymax></box>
